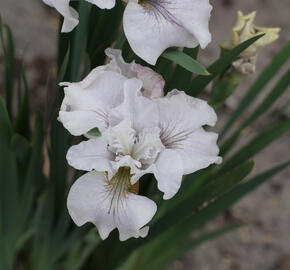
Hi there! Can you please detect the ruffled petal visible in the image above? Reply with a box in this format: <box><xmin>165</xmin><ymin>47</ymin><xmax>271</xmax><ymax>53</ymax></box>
<box><xmin>107</xmin><ymin>120</ymin><xmax>136</xmax><ymax>155</ymax></box>
<box><xmin>157</xmin><ymin>90</ymin><xmax>217</xmax><ymax>135</ymax></box>
<box><xmin>123</xmin><ymin>0</ymin><xmax>212</xmax><ymax>65</ymax></box>
<box><xmin>172</xmin><ymin>128</ymin><xmax>222</xmax><ymax>175</ymax></box>
<box><xmin>157</xmin><ymin>90</ymin><xmax>221</xmax><ymax>175</ymax></box>
<box><xmin>67</xmin><ymin>171</ymin><xmax>157</xmax><ymax>241</ymax></box>
<box><xmin>59</xmin><ymin>70</ymin><xmax>126</xmax><ymax>135</ymax></box>
<box><xmin>133</xmin><ymin>127</ymin><xmax>164</xmax><ymax>165</ymax></box>
<box><xmin>105</xmin><ymin>48</ymin><xmax>136</xmax><ymax>78</ymax></box>
<box><xmin>66</xmin><ymin>137</ymin><xmax>114</xmax><ymax>175</ymax></box>
<box><xmin>109</xmin><ymin>78</ymin><xmax>159</xmax><ymax>132</ymax></box>
<box><xmin>153</xmin><ymin>149</ymin><xmax>184</xmax><ymax>200</ymax></box>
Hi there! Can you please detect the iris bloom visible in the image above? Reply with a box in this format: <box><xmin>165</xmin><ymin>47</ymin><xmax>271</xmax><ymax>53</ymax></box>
<box><xmin>43</xmin><ymin>0</ymin><xmax>212</xmax><ymax>64</ymax></box>
<box><xmin>65</xmin><ymin>77</ymin><xmax>221</xmax><ymax>240</ymax></box>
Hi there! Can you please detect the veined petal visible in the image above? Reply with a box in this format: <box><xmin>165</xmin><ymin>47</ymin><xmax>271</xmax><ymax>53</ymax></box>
<box><xmin>153</xmin><ymin>149</ymin><xmax>183</xmax><ymax>200</ymax></box>
<box><xmin>123</xmin><ymin>0</ymin><xmax>212</xmax><ymax>65</ymax></box>
<box><xmin>171</xmin><ymin>128</ymin><xmax>222</xmax><ymax>175</ymax></box>
<box><xmin>158</xmin><ymin>90</ymin><xmax>217</xmax><ymax>146</ymax></box>
<box><xmin>157</xmin><ymin>90</ymin><xmax>221</xmax><ymax>176</ymax></box>
<box><xmin>66</xmin><ymin>137</ymin><xmax>114</xmax><ymax>176</ymax></box>
<box><xmin>59</xmin><ymin>70</ymin><xmax>126</xmax><ymax>135</ymax></box>
<box><xmin>67</xmin><ymin>170</ymin><xmax>157</xmax><ymax>241</ymax></box>
<box><xmin>109</xmin><ymin>78</ymin><xmax>159</xmax><ymax>132</ymax></box>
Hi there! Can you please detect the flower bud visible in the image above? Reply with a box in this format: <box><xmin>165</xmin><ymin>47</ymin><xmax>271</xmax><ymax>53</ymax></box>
<box><xmin>220</xmin><ymin>11</ymin><xmax>280</xmax><ymax>58</ymax></box>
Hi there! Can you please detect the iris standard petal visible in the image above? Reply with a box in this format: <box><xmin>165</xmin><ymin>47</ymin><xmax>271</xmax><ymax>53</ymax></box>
<box><xmin>59</xmin><ymin>70</ymin><xmax>127</xmax><ymax>135</ymax></box>
<box><xmin>109</xmin><ymin>78</ymin><xmax>159</xmax><ymax>132</ymax></box>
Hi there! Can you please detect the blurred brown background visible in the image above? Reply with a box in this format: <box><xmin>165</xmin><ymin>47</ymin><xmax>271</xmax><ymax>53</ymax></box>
<box><xmin>0</xmin><ymin>0</ymin><xmax>289</xmax><ymax>269</ymax></box>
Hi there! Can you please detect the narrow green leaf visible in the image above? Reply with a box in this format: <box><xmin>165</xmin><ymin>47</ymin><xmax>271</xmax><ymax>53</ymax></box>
<box><xmin>11</xmin><ymin>134</ymin><xmax>30</xmax><ymax>164</ymax></box>
<box><xmin>220</xmin><ymin>69</ymin><xmax>290</xmax><ymax>156</ymax></box>
<box><xmin>242</xmin><ymin>69</ymin><xmax>290</xmax><ymax>130</ymax></box>
<box><xmin>148</xmin><ymin>160</ymin><xmax>254</xmax><ymax>240</ymax></box>
<box><xmin>142</xmin><ymin>225</ymin><xmax>241</xmax><ymax>270</ymax></box>
<box><xmin>48</xmin><ymin>46</ymin><xmax>70</xmax><ymax>120</ymax></box>
<box><xmin>144</xmin><ymin>160</ymin><xmax>289</xmax><ymax>270</ymax></box>
<box><xmin>168</xmin><ymin>47</ymin><xmax>200</xmax><ymax>90</ymax></box>
<box><xmin>0</xmin><ymin>19</ymin><xmax>15</xmax><ymax>116</ymax></box>
<box><xmin>221</xmin><ymin>41</ymin><xmax>290</xmax><ymax>137</ymax></box>
<box><xmin>20</xmin><ymin>113</ymin><xmax>45</xmax><ymax>228</ymax></box>
<box><xmin>0</xmin><ymin>97</ymin><xmax>18</xmax><ymax>269</ymax></box>
<box><xmin>190</xmin><ymin>34</ymin><xmax>264</xmax><ymax>96</ymax></box>
<box><xmin>70</xmin><ymin>1</ymin><xmax>90</xmax><ymax>81</ymax></box>
<box><xmin>114</xmin><ymin>28</ymin><xmax>126</xmax><ymax>50</ymax></box>
<box><xmin>218</xmin><ymin>119</ymin><xmax>290</xmax><ymax>176</ymax></box>
<box><xmin>162</xmin><ymin>49</ymin><xmax>209</xmax><ymax>76</ymax></box>
<box><xmin>14</xmin><ymin>64</ymin><xmax>30</xmax><ymax>139</ymax></box>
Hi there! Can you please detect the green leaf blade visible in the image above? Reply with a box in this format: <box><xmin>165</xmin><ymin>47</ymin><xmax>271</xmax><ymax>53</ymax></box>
<box><xmin>162</xmin><ymin>49</ymin><xmax>210</xmax><ymax>76</ymax></box>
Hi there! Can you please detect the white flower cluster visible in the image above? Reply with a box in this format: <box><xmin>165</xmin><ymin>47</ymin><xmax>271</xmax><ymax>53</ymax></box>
<box><xmin>42</xmin><ymin>0</ymin><xmax>212</xmax><ymax>64</ymax></box>
<box><xmin>59</xmin><ymin>49</ymin><xmax>222</xmax><ymax>241</ymax></box>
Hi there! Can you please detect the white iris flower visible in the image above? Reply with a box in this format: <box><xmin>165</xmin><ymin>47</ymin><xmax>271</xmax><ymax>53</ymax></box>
<box><xmin>65</xmin><ymin>77</ymin><xmax>221</xmax><ymax>240</ymax></box>
<box><xmin>59</xmin><ymin>48</ymin><xmax>221</xmax><ymax>241</ymax></box>
<box><xmin>43</xmin><ymin>0</ymin><xmax>212</xmax><ymax>64</ymax></box>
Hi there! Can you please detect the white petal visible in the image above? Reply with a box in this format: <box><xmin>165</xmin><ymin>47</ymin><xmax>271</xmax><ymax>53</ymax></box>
<box><xmin>43</xmin><ymin>0</ymin><xmax>115</xmax><ymax>33</ymax></box>
<box><xmin>105</xmin><ymin>48</ymin><xmax>136</xmax><ymax>78</ymax></box>
<box><xmin>86</xmin><ymin>0</ymin><xmax>115</xmax><ymax>9</ymax></box>
<box><xmin>133</xmin><ymin>127</ymin><xmax>164</xmax><ymax>164</ymax></box>
<box><xmin>107</xmin><ymin>120</ymin><xmax>136</xmax><ymax>156</ymax></box>
<box><xmin>67</xmin><ymin>171</ymin><xmax>157</xmax><ymax>241</ymax></box>
<box><xmin>67</xmin><ymin>171</ymin><xmax>116</xmax><ymax>239</ymax></box>
<box><xmin>153</xmin><ymin>149</ymin><xmax>184</xmax><ymax>200</ymax></box>
<box><xmin>112</xmin><ymin>155</ymin><xmax>142</xmax><ymax>174</ymax></box>
<box><xmin>42</xmin><ymin>0</ymin><xmax>79</xmax><ymax>32</ymax></box>
<box><xmin>105</xmin><ymin>48</ymin><xmax>165</xmax><ymax>99</ymax></box>
<box><xmin>59</xmin><ymin>70</ymin><xmax>126</xmax><ymax>135</ymax></box>
<box><xmin>58</xmin><ymin>111</ymin><xmax>102</xmax><ymax>137</ymax></box>
<box><xmin>158</xmin><ymin>90</ymin><xmax>217</xmax><ymax>133</ymax></box>
<box><xmin>132</xmin><ymin>63</ymin><xmax>165</xmax><ymax>99</ymax></box>
<box><xmin>157</xmin><ymin>90</ymin><xmax>221</xmax><ymax>175</ymax></box>
<box><xmin>174</xmin><ymin>128</ymin><xmax>222</xmax><ymax>175</ymax></box>
<box><xmin>66</xmin><ymin>137</ymin><xmax>114</xmax><ymax>173</ymax></box>
<box><xmin>109</xmin><ymin>78</ymin><xmax>159</xmax><ymax>132</ymax></box>
<box><xmin>123</xmin><ymin>0</ymin><xmax>212</xmax><ymax>65</ymax></box>
<box><xmin>117</xmin><ymin>194</ymin><xmax>157</xmax><ymax>241</ymax></box>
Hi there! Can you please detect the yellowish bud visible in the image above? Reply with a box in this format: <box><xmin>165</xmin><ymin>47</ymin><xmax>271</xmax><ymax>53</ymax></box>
<box><xmin>220</xmin><ymin>11</ymin><xmax>280</xmax><ymax>57</ymax></box>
